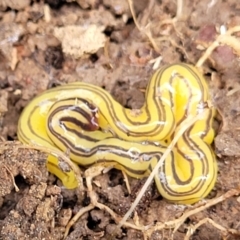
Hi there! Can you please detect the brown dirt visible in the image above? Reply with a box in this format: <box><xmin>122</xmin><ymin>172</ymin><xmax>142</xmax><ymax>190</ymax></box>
<box><xmin>1</xmin><ymin>0</ymin><xmax>240</xmax><ymax>239</ymax></box>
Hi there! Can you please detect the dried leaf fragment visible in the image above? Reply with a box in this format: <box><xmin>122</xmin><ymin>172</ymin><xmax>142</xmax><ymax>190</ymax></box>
<box><xmin>54</xmin><ymin>25</ymin><xmax>106</xmax><ymax>59</ymax></box>
<box><xmin>0</xmin><ymin>23</ymin><xmax>25</xmax><ymax>70</ymax></box>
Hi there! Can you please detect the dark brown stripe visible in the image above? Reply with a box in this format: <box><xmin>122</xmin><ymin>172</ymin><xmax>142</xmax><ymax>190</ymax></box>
<box><xmin>59</xmin><ymin>122</ymin><xmax>100</xmax><ymax>142</ymax></box>
<box><xmin>48</xmin><ymin>103</ymin><xmax>99</xmax><ymax>131</ymax></box>
<box><xmin>27</xmin><ymin>106</ymin><xmax>54</xmax><ymax>146</ymax></box>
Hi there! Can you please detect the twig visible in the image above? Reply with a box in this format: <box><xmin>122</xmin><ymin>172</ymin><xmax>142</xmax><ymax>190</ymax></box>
<box><xmin>196</xmin><ymin>25</ymin><xmax>240</xmax><ymax>67</ymax></box>
<box><xmin>127</xmin><ymin>0</ymin><xmax>160</xmax><ymax>52</ymax></box>
<box><xmin>3</xmin><ymin>164</ymin><xmax>19</xmax><ymax>192</ymax></box>
<box><xmin>184</xmin><ymin>217</ymin><xmax>240</xmax><ymax>240</ymax></box>
<box><xmin>144</xmin><ymin>188</ymin><xmax>240</xmax><ymax>237</ymax></box>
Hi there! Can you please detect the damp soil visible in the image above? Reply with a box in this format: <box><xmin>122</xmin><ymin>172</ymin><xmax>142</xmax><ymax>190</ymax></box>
<box><xmin>1</xmin><ymin>0</ymin><xmax>240</xmax><ymax>239</ymax></box>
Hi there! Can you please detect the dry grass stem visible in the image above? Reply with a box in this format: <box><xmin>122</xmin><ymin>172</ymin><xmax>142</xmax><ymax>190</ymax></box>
<box><xmin>127</xmin><ymin>0</ymin><xmax>184</xmax><ymax>54</ymax></box>
<box><xmin>144</xmin><ymin>188</ymin><xmax>240</xmax><ymax>238</ymax></box>
<box><xmin>16</xmin><ymin>144</ymin><xmax>83</xmax><ymax>190</ymax></box>
<box><xmin>3</xmin><ymin>164</ymin><xmax>19</xmax><ymax>192</ymax></box>
<box><xmin>196</xmin><ymin>25</ymin><xmax>240</xmax><ymax>67</ymax></box>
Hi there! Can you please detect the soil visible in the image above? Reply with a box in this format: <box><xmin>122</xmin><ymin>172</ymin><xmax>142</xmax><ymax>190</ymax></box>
<box><xmin>1</xmin><ymin>0</ymin><xmax>240</xmax><ymax>239</ymax></box>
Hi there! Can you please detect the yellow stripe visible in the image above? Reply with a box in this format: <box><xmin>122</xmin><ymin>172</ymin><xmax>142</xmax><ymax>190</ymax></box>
<box><xmin>17</xmin><ymin>63</ymin><xmax>217</xmax><ymax>204</ymax></box>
